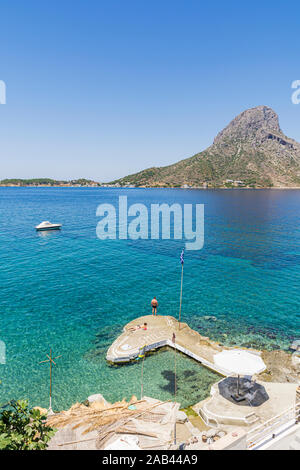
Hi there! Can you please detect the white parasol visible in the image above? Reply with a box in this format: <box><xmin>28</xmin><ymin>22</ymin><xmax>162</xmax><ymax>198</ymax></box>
<box><xmin>214</xmin><ymin>349</ymin><xmax>266</xmax><ymax>396</ymax></box>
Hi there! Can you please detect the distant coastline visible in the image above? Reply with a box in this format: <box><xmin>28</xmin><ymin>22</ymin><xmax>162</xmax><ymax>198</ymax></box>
<box><xmin>1</xmin><ymin>178</ymin><xmax>300</xmax><ymax>189</ymax></box>
<box><xmin>0</xmin><ymin>178</ymin><xmax>101</xmax><ymax>188</ymax></box>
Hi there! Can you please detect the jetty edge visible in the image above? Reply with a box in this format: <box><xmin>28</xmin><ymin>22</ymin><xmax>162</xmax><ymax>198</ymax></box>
<box><xmin>106</xmin><ymin>315</ymin><xmax>264</xmax><ymax>377</ymax></box>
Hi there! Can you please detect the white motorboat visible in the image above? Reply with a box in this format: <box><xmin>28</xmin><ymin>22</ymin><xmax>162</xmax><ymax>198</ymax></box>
<box><xmin>35</xmin><ymin>221</ymin><xmax>62</xmax><ymax>231</ymax></box>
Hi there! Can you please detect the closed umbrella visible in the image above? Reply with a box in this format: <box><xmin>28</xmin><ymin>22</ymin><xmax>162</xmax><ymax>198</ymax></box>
<box><xmin>213</xmin><ymin>350</ymin><xmax>266</xmax><ymax>396</ymax></box>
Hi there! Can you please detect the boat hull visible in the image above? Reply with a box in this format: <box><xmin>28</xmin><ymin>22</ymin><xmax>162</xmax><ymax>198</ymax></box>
<box><xmin>36</xmin><ymin>225</ymin><xmax>62</xmax><ymax>231</ymax></box>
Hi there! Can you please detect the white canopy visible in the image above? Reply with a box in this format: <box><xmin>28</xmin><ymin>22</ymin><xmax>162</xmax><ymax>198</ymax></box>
<box><xmin>213</xmin><ymin>349</ymin><xmax>266</xmax><ymax>376</ymax></box>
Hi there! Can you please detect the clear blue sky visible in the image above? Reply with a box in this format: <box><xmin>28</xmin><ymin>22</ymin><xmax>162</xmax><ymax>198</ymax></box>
<box><xmin>1</xmin><ymin>0</ymin><xmax>299</xmax><ymax>181</ymax></box>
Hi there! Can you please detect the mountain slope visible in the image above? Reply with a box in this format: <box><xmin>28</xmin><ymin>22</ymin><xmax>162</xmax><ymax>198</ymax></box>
<box><xmin>111</xmin><ymin>106</ymin><xmax>300</xmax><ymax>188</ymax></box>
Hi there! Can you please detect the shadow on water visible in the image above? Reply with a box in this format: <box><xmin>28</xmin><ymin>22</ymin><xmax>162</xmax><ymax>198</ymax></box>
<box><xmin>159</xmin><ymin>369</ymin><xmax>198</xmax><ymax>394</ymax></box>
<box><xmin>160</xmin><ymin>370</ymin><xmax>176</xmax><ymax>393</ymax></box>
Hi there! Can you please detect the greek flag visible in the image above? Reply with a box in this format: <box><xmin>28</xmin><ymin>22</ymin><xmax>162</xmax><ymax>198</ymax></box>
<box><xmin>136</xmin><ymin>345</ymin><xmax>146</xmax><ymax>360</ymax></box>
<box><xmin>180</xmin><ymin>249</ymin><xmax>184</xmax><ymax>265</ymax></box>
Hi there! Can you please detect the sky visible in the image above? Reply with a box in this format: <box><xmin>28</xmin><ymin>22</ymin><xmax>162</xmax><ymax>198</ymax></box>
<box><xmin>0</xmin><ymin>0</ymin><xmax>300</xmax><ymax>182</ymax></box>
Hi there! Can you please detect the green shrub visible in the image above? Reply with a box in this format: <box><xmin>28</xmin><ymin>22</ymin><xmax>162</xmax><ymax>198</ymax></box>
<box><xmin>0</xmin><ymin>400</ymin><xmax>56</xmax><ymax>450</ymax></box>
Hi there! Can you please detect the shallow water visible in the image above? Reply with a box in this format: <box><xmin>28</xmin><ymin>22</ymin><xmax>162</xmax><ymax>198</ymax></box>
<box><xmin>0</xmin><ymin>187</ymin><xmax>299</xmax><ymax>410</ymax></box>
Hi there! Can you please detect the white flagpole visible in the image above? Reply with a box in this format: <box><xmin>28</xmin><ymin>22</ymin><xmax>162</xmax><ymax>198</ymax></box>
<box><xmin>141</xmin><ymin>355</ymin><xmax>145</xmax><ymax>400</ymax></box>
<box><xmin>179</xmin><ymin>251</ymin><xmax>184</xmax><ymax>330</ymax></box>
<box><xmin>172</xmin><ymin>332</ymin><xmax>177</xmax><ymax>446</ymax></box>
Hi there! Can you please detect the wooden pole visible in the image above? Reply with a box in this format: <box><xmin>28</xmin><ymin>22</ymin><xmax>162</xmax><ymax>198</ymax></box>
<box><xmin>39</xmin><ymin>348</ymin><xmax>61</xmax><ymax>414</ymax></box>
<box><xmin>178</xmin><ymin>262</ymin><xmax>184</xmax><ymax>330</ymax></box>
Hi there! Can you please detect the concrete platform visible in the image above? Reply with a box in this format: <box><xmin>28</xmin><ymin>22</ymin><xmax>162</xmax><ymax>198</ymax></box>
<box><xmin>194</xmin><ymin>380</ymin><xmax>298</xmax><ymax>428</ymax></box>
<box><xmin>107</xmin><ymin>315</ymin><xmax>232</xmax><ymax>376</ymax></box>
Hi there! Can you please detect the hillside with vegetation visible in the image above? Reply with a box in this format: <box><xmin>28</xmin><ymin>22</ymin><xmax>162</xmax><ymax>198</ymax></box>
<box><xmin>111</xmin><ymin>106</ymin><xmax>300</xmax><ymax>188</ymax></box>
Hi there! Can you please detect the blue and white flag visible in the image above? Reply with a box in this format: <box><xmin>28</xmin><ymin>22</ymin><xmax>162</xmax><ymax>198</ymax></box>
<box><xmin>180</xmin><ymin>249</ymin><xmax>184</xmax><ymax>265</ymax></box>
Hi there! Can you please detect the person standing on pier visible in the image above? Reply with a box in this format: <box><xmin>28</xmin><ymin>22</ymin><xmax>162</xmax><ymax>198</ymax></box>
<box><xmin>151</xmin><ymin>297</ymin><xmax>158</xmax><ymax>316</ymax></box>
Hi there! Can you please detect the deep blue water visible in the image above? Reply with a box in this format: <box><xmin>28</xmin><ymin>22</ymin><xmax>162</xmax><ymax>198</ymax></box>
<box><xmin>0</xmin><ymin>187</ymin><xmax>299</xmax><ymax>409</ymax></box>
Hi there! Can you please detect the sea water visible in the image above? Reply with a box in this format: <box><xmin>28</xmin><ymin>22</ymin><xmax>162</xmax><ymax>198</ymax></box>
<box><xmin>0</xmin><ymin>187</ymin><xmax>299</xmax><ymax>409</ymax></box>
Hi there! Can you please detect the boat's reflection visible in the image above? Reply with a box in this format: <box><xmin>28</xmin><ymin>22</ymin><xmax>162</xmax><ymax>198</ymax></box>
<box><xmin>37</xmin><ymin>230</ymin><xmax>62</xmax><ymax>238</ymax></box>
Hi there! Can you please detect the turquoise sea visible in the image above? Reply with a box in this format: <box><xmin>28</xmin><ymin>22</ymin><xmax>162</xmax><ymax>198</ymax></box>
<box><xmin>0</xmin><ymin>187</ymin><xmax>299</xmax><ymax>410</ymax></box>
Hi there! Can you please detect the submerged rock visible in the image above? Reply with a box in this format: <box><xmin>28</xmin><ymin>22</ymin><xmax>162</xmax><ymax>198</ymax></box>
<box><xmin>203</xmin><ymin>316</ymin><xmax>217</xmax><ymax>322</ymax></box>
<box><xmin>290</xmin><ymin>340</ymin><xmax>300</xmax><ymax>351</ymax></box>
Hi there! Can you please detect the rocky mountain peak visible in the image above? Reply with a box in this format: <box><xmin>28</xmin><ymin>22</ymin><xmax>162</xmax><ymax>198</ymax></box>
<box><xmin>213</xmin><ymin>106</ymin><xmax>282</xmax><ymax>145</ymax></box>
<box><xmin>112</xmin><ymin>105</ymin><xmax>300</xmax><ymax>188</ymax></box>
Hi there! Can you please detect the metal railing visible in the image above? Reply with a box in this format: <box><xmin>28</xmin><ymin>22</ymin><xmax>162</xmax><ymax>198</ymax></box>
<box><xmin>246</xmin><ymin>402</ymin><xmax>300</xmax><ymax>450</ymax></box>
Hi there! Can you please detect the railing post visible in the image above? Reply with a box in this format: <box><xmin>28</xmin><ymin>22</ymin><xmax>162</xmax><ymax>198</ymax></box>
<box><xmin>246</xmin><ymin>403</ymin><xmax>300</xmax><ymax>449</ymax></box>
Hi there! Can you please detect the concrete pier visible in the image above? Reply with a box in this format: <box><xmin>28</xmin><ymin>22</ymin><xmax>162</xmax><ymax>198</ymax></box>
<box><xmin>106</xmin><ymin>315</ymin><xmax>231</xmax><ymax>376</ymax></box>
